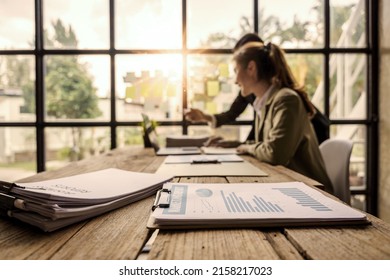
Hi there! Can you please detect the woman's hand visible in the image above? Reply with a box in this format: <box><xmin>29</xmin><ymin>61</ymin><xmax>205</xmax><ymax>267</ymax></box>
<box><xmin>236</xmin><ymin>144</ymin><xmax>251</xmax><ymax>154</ymax></box>
<box><xmin>204</xmin><ymin>136</ymin><xmax>242</xmax><ymax>148</ymax></box>
<box><xmin>203</xmin><ymin>135</ymin><xmax>224</xmax><ymax>147</ymax></box>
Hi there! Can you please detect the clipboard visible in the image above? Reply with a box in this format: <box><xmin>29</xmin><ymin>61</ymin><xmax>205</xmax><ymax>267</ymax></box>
<box><xmin>147</xmin><ymin>182</ymin><xmax>370</xmax><ymax>230</ymax></box>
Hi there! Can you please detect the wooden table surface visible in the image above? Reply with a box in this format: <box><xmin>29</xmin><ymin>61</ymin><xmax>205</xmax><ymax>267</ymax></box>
<box><xmin>1</xmin><ymin>147</ymin><xmax>390</xmax><ymax>260</ymax></box>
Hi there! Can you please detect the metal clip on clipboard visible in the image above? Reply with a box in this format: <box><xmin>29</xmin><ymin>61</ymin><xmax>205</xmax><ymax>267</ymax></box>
<box><xmin>152</xmin><ymin>188</ymin><xmax>171</xmax><ymax>211</ymax></box>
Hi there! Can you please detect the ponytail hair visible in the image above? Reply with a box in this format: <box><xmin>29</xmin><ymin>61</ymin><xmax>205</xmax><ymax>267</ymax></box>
<box><xmin>233</xmin><ymin>41</ymin><xmax>315</xmax><ymax>116</ymax></box>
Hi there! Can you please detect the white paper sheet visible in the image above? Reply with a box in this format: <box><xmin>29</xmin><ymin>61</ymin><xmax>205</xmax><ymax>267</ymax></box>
<box><xmin>156</xmin><ymin>160</ymin><xmax>268</xmax><ymax>177</ymax></box>
<box><xmin>164</xmin><ymin>154</ymin><xmax>244</xmax><ymax>164</ymax></box>
<box><xmin>14</xmin><ymin>168</ymin><xmax>172</xmax><ymax>204</ymax></box>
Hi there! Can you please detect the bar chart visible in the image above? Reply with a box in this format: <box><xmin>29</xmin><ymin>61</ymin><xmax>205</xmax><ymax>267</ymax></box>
<box><xmin>273</xmin><ymin>187</ymin><xmax>331</xmax><ymax>211</ymax></box>
<box><xmin>220</xmin><ymin>190</ymin><xmax>284</xmax><ymax>213</ymax></box>
<box><xmin>220</xmin><ymin>187</ymin><xmax>331</xmax><ymax>213</ymax></box>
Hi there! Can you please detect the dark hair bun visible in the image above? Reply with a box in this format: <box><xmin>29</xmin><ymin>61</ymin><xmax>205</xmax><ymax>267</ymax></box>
<box><xmin>234</xmin><ymin>33</ymin><xmax>263</xmax><ymax>50</ymax></box>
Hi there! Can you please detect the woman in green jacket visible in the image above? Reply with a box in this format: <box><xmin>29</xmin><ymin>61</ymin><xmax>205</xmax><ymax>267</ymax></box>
<box><xmin>234</xmin><ymin>41</ymin><xmax>333</xmax><ymax>194</ymax></box>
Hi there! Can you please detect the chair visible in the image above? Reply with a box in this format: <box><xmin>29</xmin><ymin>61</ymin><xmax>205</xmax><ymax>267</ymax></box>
<box><xmin>319</xmin><ymin>139</ymin><xmax>353</xmax><ymax>204</ymax></box>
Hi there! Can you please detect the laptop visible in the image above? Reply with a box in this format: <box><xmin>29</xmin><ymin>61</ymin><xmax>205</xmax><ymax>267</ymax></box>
<box><xmin>141</xmin><ymin>113</ymin><xmax>202</xmax><ymax>156</ymax></box>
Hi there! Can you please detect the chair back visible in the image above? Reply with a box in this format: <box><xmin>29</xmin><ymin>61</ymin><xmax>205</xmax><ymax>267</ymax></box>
<box><xmin>319</xmin><ymin>139</ymin><xmax>353</xmax><ymax>204</ymax></box>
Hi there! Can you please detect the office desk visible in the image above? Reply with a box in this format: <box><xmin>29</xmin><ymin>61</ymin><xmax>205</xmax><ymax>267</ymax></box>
<box><xmin>1</xmin><ymin>147</ymin><xmax>390</xmax><ymax>260</ymax></box>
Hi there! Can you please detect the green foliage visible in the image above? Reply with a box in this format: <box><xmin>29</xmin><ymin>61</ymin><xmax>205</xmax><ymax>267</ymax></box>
<box><xmin>140</xmin><ymin>119</ymin><xmax>158</xmax><ymax>134</ymax></box>
<box><xmin>0</xmin><ymin>161</ymin><xmax>36</xmax><ymax>171</ymax></box>
<box><xmin>45</xmin><ymin>19</ymin><xmax>101</xmax><ymax>120</ymax></box>
<box><xmin>258</xmin><ymin>13</ymin><xmax>282</xmax><ymax>43</ymax></box>
<box><xmin>21</xmin><ymin>80</ymin><xmax>35</xmax><ymax>113</ymax></box>
<box><xmin>45</xmin><ymin>56</ymin><xmax>101</xmax><ymax>119</ymax></box>
<box><xmin>330</xmin><ymin>4</ymin><xmax>355</xmax><ymax>45</ymax></box>
<box><xmin>123</xmin><ymin>127</ymin><xmax>143</xmax><ymax>145</ymax></box>
<box><xmin>57</xmin><ymin>147</ymin><xmax>73</xmax><ymax>161</ymax></box>
<box><xmin>44</xmin><ymin>19</ymin><xmax>78</xmax><ymax>48</ymax></box>
<box><xmin>278</xmin><ymin>16</ymin><xmax>310</xmax><ymax>46</ymax></box>
<box><xmin>43</xmin><ymin>19</ymin><xmax>102</xmax><ymax>160</ymax></box>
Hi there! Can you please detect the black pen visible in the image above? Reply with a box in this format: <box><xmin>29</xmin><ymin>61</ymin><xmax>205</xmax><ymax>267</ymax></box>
<box><xmin>191</xmin><ymin>159</ymin><xmax>221</xmax><ymax>164</ymax></box>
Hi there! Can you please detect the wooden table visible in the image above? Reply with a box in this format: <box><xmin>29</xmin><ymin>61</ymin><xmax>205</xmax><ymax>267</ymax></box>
<box><xmin>1</xmin><ymin>147</ymin><xmax>390</xmax><ymax>260</ymax></box>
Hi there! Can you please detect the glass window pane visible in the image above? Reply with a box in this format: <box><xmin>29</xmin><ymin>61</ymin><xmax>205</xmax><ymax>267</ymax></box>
<box><xmin>0</xmin><ymin>127</ymin><xmax>36</xmax><ymax>181</ymax></box>
<box><xmin>157</xmin><ymin>126</ymin><xmax>182</xmax><ymax>147</ymax></box>
<box><xmin>128</xmin><ymin>124</ymin><xmax>182</xmax><ymax>148</ymax></box>
<box><xmin>0</xmin><ymin>0</ymin><xmax>35</xmax><ymax>49</ymax></box>
<box><xmin>187</xmin><ymin>54</ymin><xmax>254</xmax><ymax>121</ymax></box>
<box><xmin>259</xmin><ymin>0</ymin><xmax>324</xmax><ymax>48</ymax></box>
<box><xmin>116</xmin><ymin>0</ymin><xmax>182</xmax><ymax>49</ymax></box>
<box><xmin>216</xmin><ymin>125</ymin><xmax>251</xmax><ymax>143</ymax></box>
<box><xmin>286</xmin><ymin>54</ymin><xmax>324</xmax><ymax>112</ymax></box>
<box><xmin>117</xmin><ymin>126</ymin><xmax>144</xmax><ymax>148</ymax></box>
<box><xmin>44</xmin><ymin>0</ymin><xmax>109</xmax><ymax>49</ymax></box>
<box><xmin>188</xmin><ymin>126</ymin><xmax>212</xmax><ymax>137</ymax></box>
<box><xmin>329</xmin><ymin>54</ymin><xmax>367</xmax><ymax>119</ymax></box>
<box><xmin>116</xmin><ymin>54</ymin><xmax>183</xmax><ymax>121</ymax></box>
<box><xmin>330</xmin><ymin>0</ymin><xmax>366</xmax><ymax>48</ymax></box>
<box><xmin>45</xmin><ymin>127</ymin><xmax>110</xmax><ymax>168</ymax></box>
<box><xmin>0</xmin><ymin>55</ymin><xmax>36</xmax><ymax>122</ymax></box>
<box><xmin>330</xmin><ymin>124</ymin><xmax>366</xmax><ymax>191</ymax></box>
<box><xmin>44</xmin><ymin>55</ymin><xmax>110</xmax><ymax>121</ymax></box>
<box><xmin>351</xmin><ymin>194</ymin><xmax>366</xmax><ymax>212</ymax></box>
<box><xmin>189</xmin><ymin>125</ymin><xmax>251</xmax><ymax>143</ymax></box>
<box><xmin>187</xmin><ymin>0</ymin><xmax>253</xmax><ymax>49</ymax></box>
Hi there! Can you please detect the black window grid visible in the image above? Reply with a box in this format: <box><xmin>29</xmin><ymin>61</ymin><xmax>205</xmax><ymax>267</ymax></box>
<box><xmin>0</xmin><ymin>0</ymin><xmax>378</xmax><ymax>214</ymax></box>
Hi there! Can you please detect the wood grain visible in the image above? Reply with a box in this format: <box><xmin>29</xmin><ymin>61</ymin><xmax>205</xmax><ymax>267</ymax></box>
<box><xmin>49</xmin><ymin>197</ymin><xmax>154</xmax><ymax>259</ymax></box>
<box><xmin>0</xmin><ymin>217</ymin><xmax>85</xmax><ymax>260</ymax></box>
<box><xmin>148</xmin><ymin>228</ymin><xmax>281</xmax><ymax>260</ymax></box>
<box><xmin>284</xmin><ymin>214</ymin><xmax>390</xmax><ymax>259</ymax></box>
<box><xmin>1</xmin><ymin>147</ymin><xmax>390</xmax><ymax>260</ymax></box>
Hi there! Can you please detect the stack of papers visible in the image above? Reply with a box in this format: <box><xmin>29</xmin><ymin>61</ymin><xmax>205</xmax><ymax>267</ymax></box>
<box><xmin>1</xmin><ymin>168</ymin><xmax>172</xmax><ymax>231</ymax></box>
<box><xmin>148</xmin><ymin>182</ymin><xmax>368</xmax><ymax>229</ymax></box>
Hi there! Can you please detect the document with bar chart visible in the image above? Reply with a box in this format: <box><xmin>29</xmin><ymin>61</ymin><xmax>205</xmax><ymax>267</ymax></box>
<box><xmin>148</xmin><ymin>182</ymin><xmax>369</xmax><ymax>229</ymax></box>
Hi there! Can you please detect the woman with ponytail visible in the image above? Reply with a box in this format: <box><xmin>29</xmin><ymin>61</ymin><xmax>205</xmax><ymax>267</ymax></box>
<box><xmin>234</xmin><ymin>41</ymin><xmax>333</xmax><ymax>194</ymax></box>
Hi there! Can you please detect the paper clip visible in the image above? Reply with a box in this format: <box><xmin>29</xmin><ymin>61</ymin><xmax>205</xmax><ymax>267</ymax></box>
<box><xmin>0</xmin><ymin>180</ymin><xmax>21</xmax><ymax>194</ymax></box>
<box><xmin>0</xmin><ymin>181</ymin><xmax>26</xmax><ymax>211</ymax></box>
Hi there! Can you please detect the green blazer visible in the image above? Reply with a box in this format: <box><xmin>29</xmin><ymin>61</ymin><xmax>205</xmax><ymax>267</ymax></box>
<box><xmin>247</xmin><ymin>86</ymin><xmax>334</xmax><ymax>194</ymax></box>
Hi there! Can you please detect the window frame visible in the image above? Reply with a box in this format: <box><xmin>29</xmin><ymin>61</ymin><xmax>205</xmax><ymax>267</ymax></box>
<box><xmin>0</xmin><ymin>0</ymin><xmax>378</xmax><ymax>214</ymax></box>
